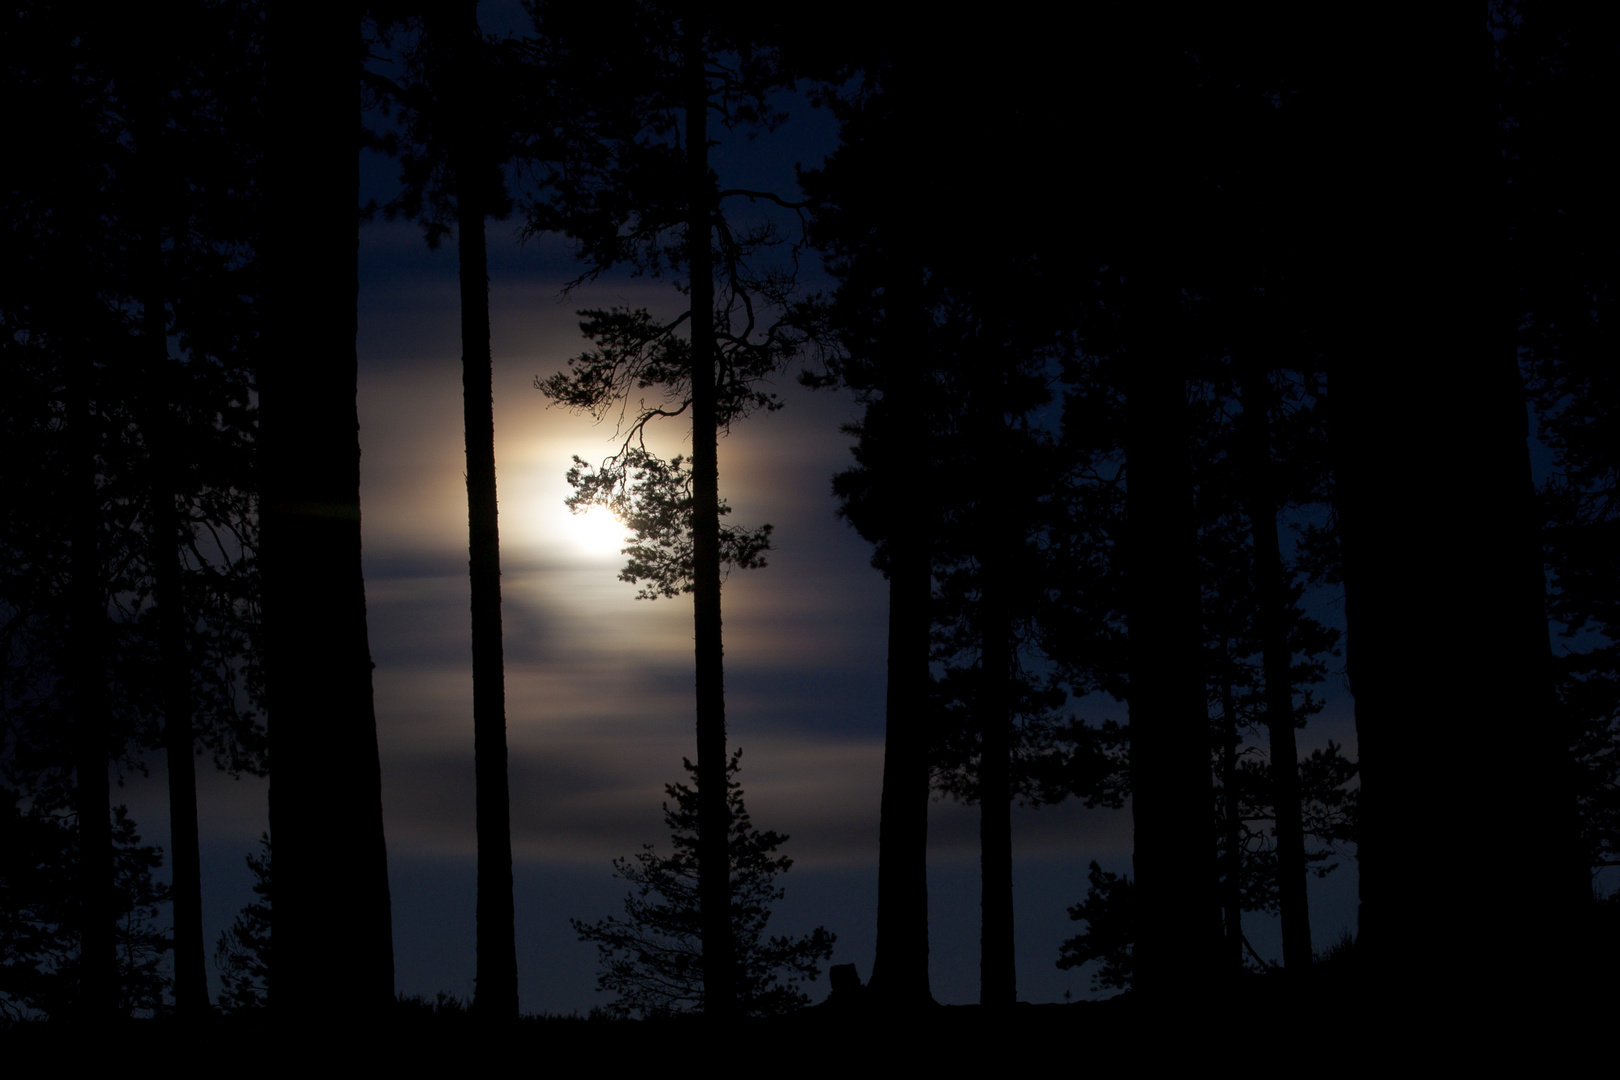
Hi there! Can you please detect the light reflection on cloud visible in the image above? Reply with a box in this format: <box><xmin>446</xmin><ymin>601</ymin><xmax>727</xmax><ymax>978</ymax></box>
<box><xmin>345</xmin><ymin>259</ymin><xmax>1175</xmax><ymax>1011</ymax></box>
<box><xmin>357</xmin><ymin>328</ymin><xmax>900</xmax><ymax>872</ymax></box>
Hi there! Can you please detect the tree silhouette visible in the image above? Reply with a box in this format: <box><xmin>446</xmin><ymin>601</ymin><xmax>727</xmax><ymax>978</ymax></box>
<box><xmin>0</xmin><ymin>792</ymin><xmax>173</xmax><ymax>1018</ymax></box>
<box><xmin>122</xmin><ymin>0</ymin><xmax>264</xmax><ymax>1015</ymax></box>
<box><xmin>1048</xmin><ymin>355</ymin><xmax>1355</xmax><ymax>983</ymax></box>
<box><xmin>214</xmin><ymin>834</ymin><xmax>272</xmax><ymax>1012</ymax></box>
<box><xmin>921</xmin><ymin>303</ymin><xmax>1071</xmax><ymax>1008</ymax></box>
<box><xmin>371</xmin><ymin>1</ymin><xmax>524</xmax><ymax>1020</ymax></box>
<box><xmin>2</xmin><ymin>0</ymin><xmax>264</xmax><ymax>1021</ymax></box>
<box><xmin>799</xmin><ymin>68</ymin><xmax>938</xmax><ymax>1009</ymax></box>
<box><xmin>257</xmin><ymin>6</ymin><xmax>394</xmax><ymax>1017</ymax></box>
<box><xmin>1117</xmin><ymin>326</ymin><xmax>1221</xmax><ymax>997</ymax></box>
<box><xmin>804</xmin><ymin>25</ymin><xmax>1087</xmax><ymax>1006</ymax></box>
<box><xmin>1499</xmin><ymin>3</ymin><xmax>1620</xmax><ymax>917</ymax></box>
<box><xmin>529</xmin><ymin>1</ymin><xmax>806</xmax><ymax>1019</ymax></box>
<box><xmin>435</xmin><ymin>0</ymin><xmax>520</xmax><ymax>1022</ymax></box>
<box><xmin>0</xmin><ymin>9</ymin><xmax>142</xmax><ymax>1014</ymax></box>
<box><xmin>1185</xmin><ymin>359</ymin><xmax>1349</xmax><ymax>975</ymax></box>
<box><xmin>1230</xmin><ymin>368</ymin><xmax>1314</xmax><ymax>970</ymax></box>
<box><xmin>572</xmin><ymin>751</ymin><xmax>834</xmax><ymax>1018</ymax></box>
<box><xmin>1303</xmin><ymin>10</ymin><xmax>1594</xmax><ymax>997</ymax></box>
<box><xmin>1046</xmin><ymin>10</ymin><xmax>1313</xmax><ymax>996</ymax></box>
<box><xmin>1056</xmin><ymin>861</ymin><xmax>1134</xmax><ymax>995</ymax></box>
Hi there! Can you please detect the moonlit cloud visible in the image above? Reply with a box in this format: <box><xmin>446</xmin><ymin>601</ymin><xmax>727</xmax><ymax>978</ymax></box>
<box><xmin>289</xmin><ymin>187</ymin><xmax>1359</xmax><ymax>1014</ymax></box>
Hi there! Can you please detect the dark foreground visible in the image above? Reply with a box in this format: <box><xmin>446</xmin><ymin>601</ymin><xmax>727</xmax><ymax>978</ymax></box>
<box><xmin>3</xmin><ymin>976</ymin><xmax>1604</xmax><ymax>1068</ymax></box>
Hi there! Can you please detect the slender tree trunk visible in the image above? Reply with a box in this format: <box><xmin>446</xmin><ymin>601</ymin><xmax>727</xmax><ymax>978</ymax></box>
<box><xmin>142</xmin><ymin>260</ymin><xmax>209</xmax><ymax>1018</ymax></box>
<box><xmin>976</xmin><ymin>376</ymin><xmax>1016</xmax><ymax>1008</ymax></box>
<box><xmin>866</xmin><ymin>263</ymin><xmax>933</xmax><ymax>1008</ymax></box>
<box><xmin>124</xmin><ymin>57</ymin><xmax>213</xmax><ymax>1014</ymax></box>
<box><xmin>977</xmin><ymin>547</ymin><xmax>1016</xmax><ymax>1008</ymax></box>
<box><xmin>1123</xmin><ymin>329</ymin><xmax>1221</xmax><ymax>998</ymax></box>
<box><xmin>683</xmin><ymin>20</ymin><xmax>734</xmax><ymax>1019</ymax></box>
<box><xmin>432</xmin><ymin>0</ymin><xmax>520</xmax><ymax>1022</ymax></box>
<box><xmin>260</xmin><ymin>5</ymin><xmax>394</xmax><ymax>1018</ymax></box>
<box><xmin>69</xmin><ymin>365</ymin><xmax>116</xmax><ymax>1024</ymax></box>
<box><xmin>1236</xmin><ymin>369</ymin><xmax>1311</xmax><ymax>972</ymax></box>
<box><xmin>1218</xmin><ymin>676</ymin><xmax>1245</xmax><ymax>975</ymax></box>
<box><xmin>869</xmin><ymin>482</ymin><xmax>934</xmax><ymax>1004</ymax></box>
<box><xmin>155</xmin><ymin>510</ymin><xmax>207</xmax><ymax>1016</ymax></box>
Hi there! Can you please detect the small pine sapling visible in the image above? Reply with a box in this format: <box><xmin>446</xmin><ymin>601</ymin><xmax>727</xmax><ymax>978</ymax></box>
<box><xmin>572</xmin><ymin>750</ymin><xmax>834</xmax><ymax>1018</ymax></box>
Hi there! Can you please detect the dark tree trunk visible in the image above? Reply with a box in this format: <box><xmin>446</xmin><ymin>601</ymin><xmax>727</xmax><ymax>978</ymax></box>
<box><xmin>154</xmin><ymin>500</ymin><xmax>207</xmax><ymax>1016</ymax></box>
<box><xmin>1236</xmin><ymin>369</ymin><xmax>1311</xmax><ymax>972</ymax></box>
<box><xmin>1334</xmin><ymin>352</ymin><xmax>1583</xmax><ymax>992</ymax></box>
<box><xmin>1123</xmin><ymin>335</ymin><xmax>1221</xmax><ymax>998</ymax></box>
<box><xmin>432</xmin><ymin>0</ymin><xmax>519</xmax><ymax>1022</ymax></box>
<box><xmin>260</xmin><ymin>5</ymin><xmax>394</xmax><ymax>1018</ymax></box>
<box><xmin>869</xmin><ymin>500</ymin><xmax>934</xmax><ymax>1005</ymax></box>
<box><xmin>69</xmin><ymin>367</ymin><xmax>116</xmax><ymax>1024</ymax></box>
<box><xmin>976</xmin><ymin>379</ymin><xmax>1016</xmax><ymax>1008</ymax></box>
<box><xmin>977</xmin><ymin>546</ymin><xmax>1016</xmax><ymax>1008</ymax></box>
<box><xmin>1108</xmin><ymin>27</ymin><xmax>1225</xmax><ymax>997</ymax></box>
<box><xmin>133</xmin><ymin>70</ymin><xmax>210</xmax><ymax>1016</ymax></box>
<box><xmin>1463</xmin><ymin>356</ymin><xmax>1590</xmax><ymax>953</ymax></box>
<box><xmin>1329</xmin><ymin>358</ymin><xmax>1438</xmax><ymax>987</ymax></box>
<box><xmin>1218</xmin><ymin>676</ymin><xmax>1245</xmax><ymax>975</ymax></box>
<box><xmin>1320</xmin><ymin>16</ymin><xmax>1581</xmax><ymax>998</ymax></box>
<box><xmin>1481</xmin><ymin>12</ymin><xmax>1591</xmax><ymax>947</ymax></box>
<box><xmin>866</xmin><ymin>269</ymin><xmax>934</xmax><ymax>1007</ymax></box>
<box><xmin>682</xmin><ymin>20</ymin><xmax>734</xmax><ymax>1020</ymax></box>
<box><xmin>143</xmin><ymin>271</ymin><xmax>208</xmax><ymax>1018</ymax></box>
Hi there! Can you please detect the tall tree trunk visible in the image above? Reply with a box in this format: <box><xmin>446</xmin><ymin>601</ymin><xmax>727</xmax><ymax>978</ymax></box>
<box><xmin>153</xmin><ymin>481</ymin><xmax>207</xmax><ymax>1016</ymax></box>
<box><xmin>1483</xmin><ymin>13</ymin><xmax>1591</xmax><ymax>950</ymax></box>
<box><xmin>260</xmin><ymin>5</ymin><xmax>394</xmax><ymax>1019</ymax></box>
<box><xmin>683</xmin><ymin>19</ymin><xmax>734</xmax><ymax>1020</ymax></box>
<box><xmin>69</xmin><ymin>365</ymin><xmax>116</xmax><ymax>1024</ymax></box>
<box><xmin>1115</xmin><ymin>32</ymin><xmax>1224</xmax><ymax>996</ymax></box>
<box><xmin>866</xmin><ymin>262</ymin><xmax>933</xmax><ymax>1008</ymax></box>
<box><xmin>1319</xmin><ymin>15</ymin><xmax>1582</xmax><ymax>999</ymax></box>
<box><xmin>1123</xmin><ymin>333</ymin><xmax>1221</xmax><ymax>998</ymax></box>
<box><xmin>433</xmin><ymin>0</ymin><xmax>519</xmax><ymax>1022</ymax></box>
<box><xmin>1329</xmin><ymin>362</ymin><xmax>1441</xmax><ymax>988</ymax></box>
<box><xmin>142</xmin><ymin>259</ymin><xmax>208</xmax><ymax>1018</ymax></box>
<box><xmin>976</xmin><ymin>375</ymin><xmax>1016</xmax><ymax>1007</ymax></box>
<box><xmin>1462</xmin><ymin>354</ymin><xmax>1589</xmax><ymax>964</ymax></box>
<box><xmin>1236</xmin><ymin>369</ymin><xmax>1311</xmax><ymax>972</ymax></box>
<box><xmin>1218</xmin><ymin>676</ymin><xmax>1245</xmax><ymax>975</ymax></box>
<box><xmin>976</xmin><ymin>542</ymin><xmax>1016</xmax><ymax>1008</ymax></box>
<box><xmin>132</xmin><ymin>74</ymin><xmax>210</xmax><ymax>1014</ymax></box>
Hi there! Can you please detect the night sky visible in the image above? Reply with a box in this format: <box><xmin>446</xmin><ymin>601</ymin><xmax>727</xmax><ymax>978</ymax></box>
<box><xmin>103</xmin><ymin>65</ymin><xmax>1366</xmax><ymax>1014</ymax></box>
<box><xmin>10</xmin><ymin>3</ymin><xmax>1616</xmax><ymax>1032</ymax></box>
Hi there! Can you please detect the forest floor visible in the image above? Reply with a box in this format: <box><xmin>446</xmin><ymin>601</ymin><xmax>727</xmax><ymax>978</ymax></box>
<box><xmin>4</xmin><ymin>976</ymin><xmax>1605</xmax><ymax>1068</ymax></box>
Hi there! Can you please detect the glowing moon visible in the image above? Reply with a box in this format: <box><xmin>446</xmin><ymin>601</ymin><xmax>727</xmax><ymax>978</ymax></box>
<box><xmin>562</xmin><ymin>504</ymin><xmax>629</xmax><ymax>559</ymax></box>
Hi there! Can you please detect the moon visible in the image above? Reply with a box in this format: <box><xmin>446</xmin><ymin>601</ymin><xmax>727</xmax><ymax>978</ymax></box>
<box><xmin>561</xmin><ymin>504</ymin><xmax>629</xmax><ymax>560</ymax></box>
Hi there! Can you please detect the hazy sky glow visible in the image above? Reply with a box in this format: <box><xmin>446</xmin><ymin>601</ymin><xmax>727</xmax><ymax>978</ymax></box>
<box><xmin>334</xmin><ymin>214</ymin><xmax>1361</xmax><ymax>1011</ymax></box>
<box><xmin>108</xmin><ymin>122</ymin><xmax>1363</xmax><ymax>1016</ymax></box>
<box><xmin>103</xmin><ymin>203</ymin><xmax>1364</xmax><ymax>1015</ymax></box>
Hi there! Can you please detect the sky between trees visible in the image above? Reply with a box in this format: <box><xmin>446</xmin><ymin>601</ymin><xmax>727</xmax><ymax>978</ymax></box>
<box><xmin>11</xmin><ymin>3</ymin><xmax>1611</xmax><ymax>1018</ymax></box>
<box><xmin>101</xmin><ymin>81</ymin><xmax>1364</xmax><ymax>1015</ymax></box>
